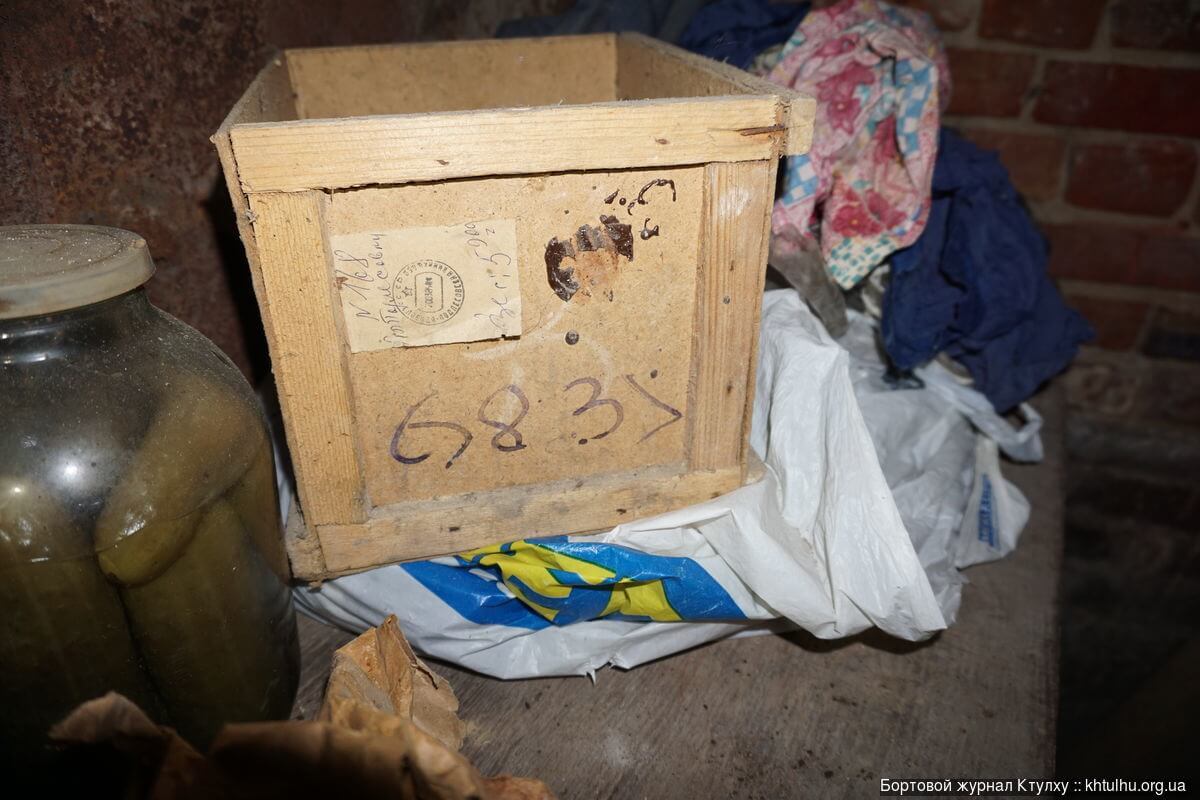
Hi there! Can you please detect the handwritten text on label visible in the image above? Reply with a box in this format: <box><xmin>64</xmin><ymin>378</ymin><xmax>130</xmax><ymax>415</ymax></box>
<box><xmin>330</xmin><ymin>219</ymin><xmax>522</xmax><ymax>351</ymax></box>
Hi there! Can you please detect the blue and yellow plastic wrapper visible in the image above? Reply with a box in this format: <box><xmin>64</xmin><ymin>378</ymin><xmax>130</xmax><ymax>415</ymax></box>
<box><xmin>406</xmin><ymin>537</ymin><xmax>747</xmax><ymax>628</ymax></box>
<box><xmin>297</xmin><ymin>294</ymin><xmax>1032</xmax><ymax>679</ymax></box>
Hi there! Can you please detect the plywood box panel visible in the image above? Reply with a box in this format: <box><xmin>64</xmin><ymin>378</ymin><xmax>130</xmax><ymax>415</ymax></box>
<box><xmin>290</xmin><ymin>35</ymin><xmax>618</xmax><ymax>119</ymax></box>
<box><xmin>327</xmin><ymin>167</ymin><xmax>701</xmax><ymax>506</ymax></box>
<box><xmin>214</xmin><ymin>34</ymin><xmax>813</xmax><ymax>580</ymax></box>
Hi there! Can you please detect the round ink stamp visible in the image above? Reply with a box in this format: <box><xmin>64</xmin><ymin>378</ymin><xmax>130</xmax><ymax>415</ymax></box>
<box><xmin>393</xmin><ymin>259</ymin><xmax>465</xmax><ymax>326</ymax></box>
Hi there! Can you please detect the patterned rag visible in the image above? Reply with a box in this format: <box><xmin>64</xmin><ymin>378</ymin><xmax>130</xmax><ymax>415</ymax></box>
<box><xmin>767</xmin><ymin>0</ymin><xmax>949</xmax><ymax>289</ymax></box>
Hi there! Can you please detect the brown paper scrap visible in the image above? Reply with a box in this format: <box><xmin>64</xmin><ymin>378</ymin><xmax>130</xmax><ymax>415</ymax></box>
<box><xmin>320</xmin><ymin>614</ymin><xmax>466</xmax><ymax>750</ymax></box>
<box><xmin>49</xmin><ymin>616</ymin><xmax>555</xmax><ymax>800</ymax></box>
<box><xmin>330</xmin><ymin>219</ymin><xmax>522</xmax><ymax>351</ymax></box>
<box><xmin>49</xmin><ymin>693</ymin><xmax>230</xmax><ymax>799</ymax></box>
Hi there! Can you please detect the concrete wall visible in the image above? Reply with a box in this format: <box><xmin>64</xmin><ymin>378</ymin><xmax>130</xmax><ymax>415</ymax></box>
<box><xmin>0</xmin><ymin>0</ymin><xmax>567</xmax><ymax>376</ymax></box>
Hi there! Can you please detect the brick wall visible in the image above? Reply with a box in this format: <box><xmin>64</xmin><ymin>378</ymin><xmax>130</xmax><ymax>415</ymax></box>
<box><xmin>900</xmin><ymin>0</ymin><xmax>1200</xmax><ymax>352</ymax></box>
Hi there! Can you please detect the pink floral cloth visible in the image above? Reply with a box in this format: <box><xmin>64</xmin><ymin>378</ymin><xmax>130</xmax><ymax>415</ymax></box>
<box><xmin>767</xmin><ymin>0</ymin><xmax>949</xmax><ymax>288</ymax></box>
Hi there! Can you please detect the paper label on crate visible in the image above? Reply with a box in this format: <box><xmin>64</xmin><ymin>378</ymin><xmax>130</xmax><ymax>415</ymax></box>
<box><xmin>329</xmin><ymin>219</ymin><xmax>522</xmax><ymax>351</ymax></box>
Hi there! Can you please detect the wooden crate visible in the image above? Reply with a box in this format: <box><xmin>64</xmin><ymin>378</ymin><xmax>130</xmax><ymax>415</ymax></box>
<box><xmin>213</xmin><ymin>33</ymin><xmax>814</xmax><ymax>580</ymax></box>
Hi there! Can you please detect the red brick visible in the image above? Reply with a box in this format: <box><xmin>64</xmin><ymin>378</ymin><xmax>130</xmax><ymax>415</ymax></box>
<box><xmin>1064</xmin><ymin>294</ymin><xmax>1149</xmax><ymax>350</ymax></box>
<box><xmin>892</xmin><ymin>0</ymin><xmax>976</xmax><ymax>32</ymax></box>
<box><xmin>1035</xmin><ymin>62</ymin><xmax>1200</xmax><ymax>137</ymax></box>
<box><xmin>1066</xmin><ymin>140</ymin><xmax>1198</xmax><ymax>217</ymax></box>
<box><xmin>1138</xmin><ymin>233</ymin><xmax>1200</xmax><ymax>291</ymax></box>
<box><xmin>1051</xmin><ymin>224</ymin><xmax>1200</xmax><ymax>291</ymax></box>
<box><xmin>1046</xmin><ymin>223</ymin><xmax>1140</xmax><ymax>283</ymax></box>
<box><xmin>961</xmin><ymin>128</ymin><xmax>1066</xmax><ymax>202</ymax></box>
<box><xmin>980</xmin><ymin>0</ymin><xmax>1105</xmax><ymax>49</ymax></box>
<box><xmin>946</xmin><ymin>48</ymin><xmax>1037</xmax><ymax>117</ymax></box>
<box><xmin>1111</xmin><ymin>0</ymin><xmax>1200</xmax><ymax>52</ymax></box>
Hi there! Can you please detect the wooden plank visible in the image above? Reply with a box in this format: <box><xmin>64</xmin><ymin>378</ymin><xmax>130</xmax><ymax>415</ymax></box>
<box><xmin>293</xmin><ymin>615</ymin><xmax>353</xmax><ymax>721</ymax></box>
<box><xmin>294</xmin><ymin>388</ymin><xmax>1066</xmax><ymax>796</ymax></box>
<box><xmin>249</xmin><ymin>192</ymin><xmax>366</xmax><ymax>527</ymax></box>
<box><xmin>311</xmin><ymin>462</ymin><xmax>747</xmax><ymax>577</ymax></box>
<box><xmin>617</xmin><ymin>32</ymin><xmax>815</xmax><ymax>156</ymax></box>
<box><xmin>739</xmin><ymin>160</ymin><xmax>779</xmax><ymax>474</ymax></box>
<box><xmin>286</xmin><ymin>456</ymin><xmax>765</xmax><ymax>582</ymax></box>
<box><xmin>228</xmin><ymin>96</ymin><xmax>785</xmax><ymax>192</ymax></box>
<box><xmin>284</xmin><ymin>505</ymin><xmax>328</xmax><ymax>583</ymax></box>
<box><xmin>211</xmin><ymin>56</ymin><xmax>300</xmax><ymax>360</ymax></box>
<box><xmin>687</xmin><ymin>161</ymin><xmax>774</xmax><ymax>472</ymax></box>
<box><xmin>287</xmin><ymin>34</ymin><xmax>618</xmax><ymax>120</ymax></box>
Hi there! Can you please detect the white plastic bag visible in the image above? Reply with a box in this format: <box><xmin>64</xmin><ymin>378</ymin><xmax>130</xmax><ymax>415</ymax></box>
<box><xmin>917</xmin><ymin>363</ymin><xmax>1044</xmax><ymax>463</ymax></box>
<box><xmin>955</xmin><ymin>436</ymin><xmax>1029</xmax><ymax>568</ymax></box>
<box><xmin>839</xmin><ymin>310</ymin><xmax>1031</xmax><ymax>584</ymax></box>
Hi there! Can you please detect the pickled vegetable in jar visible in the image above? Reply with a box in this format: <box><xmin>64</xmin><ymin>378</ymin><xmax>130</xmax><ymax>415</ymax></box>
<box><xmin>0</xmin><ymin>225</ymin><xmax>299</xmax><ymax>774</ymax></box>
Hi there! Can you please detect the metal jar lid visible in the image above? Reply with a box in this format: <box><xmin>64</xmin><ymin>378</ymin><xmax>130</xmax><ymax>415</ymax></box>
<box><xmin>0</xmin><ymin>225</ymin><xmax>156</xmax><ymax>320</ymax></box>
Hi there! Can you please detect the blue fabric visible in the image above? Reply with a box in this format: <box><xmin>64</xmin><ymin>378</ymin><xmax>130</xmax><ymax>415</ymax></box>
<box><xmin>496</xmin><ymin>0</ymin><xmax>706</xmax><ymax>41</ymax></box>
<box><xmin>678</xmin><ymin>0</ymin><xmax>810</xmax><ymax>69</ymax></box>
<box><xmin>882</xmin><ymin>128</ymin><xmax>1093</xmax><ymax>413</ymax></box>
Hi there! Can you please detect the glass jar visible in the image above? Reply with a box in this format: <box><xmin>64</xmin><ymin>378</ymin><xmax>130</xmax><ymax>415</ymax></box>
<box><xmin>0</xmin><ymin>225</ymin><xmax>299</xmax><ymax>770</ymax></box>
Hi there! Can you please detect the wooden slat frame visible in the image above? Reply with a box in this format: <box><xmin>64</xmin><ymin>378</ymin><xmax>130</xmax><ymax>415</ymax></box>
<box><xmin>314</xmin><ymin>461</ymin><xmax>756</xmax><ymax>576</ymax></box>
<box><xmin>739</xmin><ymin>160</ymin><xmax>781</xmax><ymax>473</ymax></box>
<box><xmin>212</xmin><ymin>56</ymin><xmax>299</xmax><ymax>366</ymax></box>
<box><xmin>247</xmin><ymin>191</ymin><xmax>366</xmax><ymax>528</ymax></box>
<box><xmin>228</xmin><ymin>96</ymin><xmax>786</xmax><ymax>193</ymax></box>
<box><xmin>687</xmin><ymin>160</ymin><xmax>776</xmax><ymax>473</ymax></box>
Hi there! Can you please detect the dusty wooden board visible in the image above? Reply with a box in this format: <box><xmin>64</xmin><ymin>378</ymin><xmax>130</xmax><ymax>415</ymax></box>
<box><xmin>249</xmin><ymin>191</ymin><xmax>365</xmax><ymax>527</ymax></box>
<box><xmin>326</xmin><ymin>167</ymin><xmax>701</xmax><ymax>505</ymax></box>
<box><xmin>294</xmin><ymin>387</ymin><xmax>1064</xmax><ymax>798</ymax></box>
<box><xmin>287</xmin><ymin>34</ymin><xmax>618</xmax><ymax>120</ymax></box>
<box><xmin>314</xmin><ymin>461</ymin><xmax>752</xmax><ymax>575</ymax></box>
<box><xmin>211</xmin><ymin>56</ymin><xmax>298</xmax><ymax>377</ymax></box>
<box><xmin>688</xmin><ymin>160</ymin><xmax>775</xmax><ymax>472</ymax></box>
<box><xmin>616</xmin><ymin>32</ymin><xmax>815</xmax><ymax>156</ymax></box>
<box><xmin>227</xmin><ymin>96</ymin><xmax>786</xmax><ymax>193</ymax></box>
